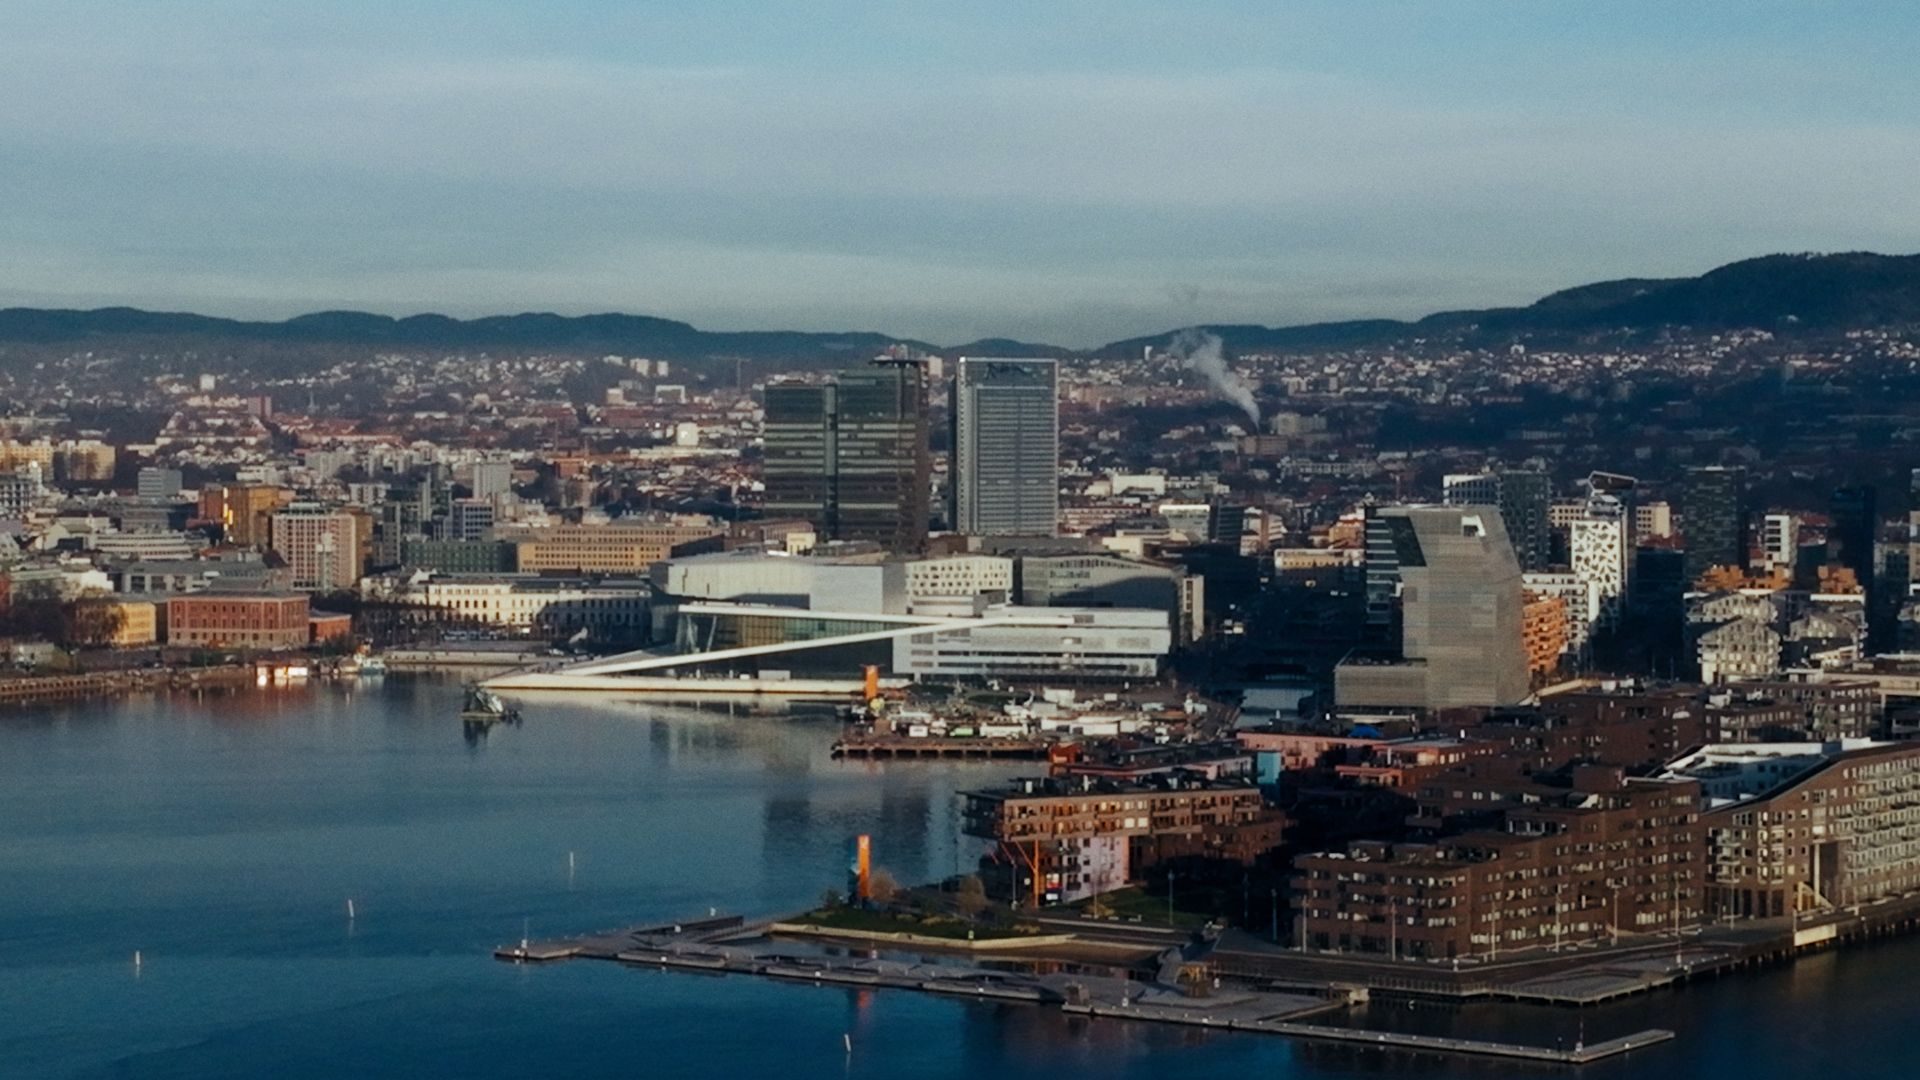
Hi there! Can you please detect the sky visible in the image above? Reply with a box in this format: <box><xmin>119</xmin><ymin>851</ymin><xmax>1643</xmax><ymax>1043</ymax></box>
<box><xmin>3</xmin><ymin>1</ymin><xmax>1918</xmax><ymax>348</ymax></box>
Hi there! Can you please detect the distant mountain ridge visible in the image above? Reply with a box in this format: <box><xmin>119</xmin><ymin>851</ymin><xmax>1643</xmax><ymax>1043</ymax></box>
<box><xmin>3</xmin><ymin>252</ymin><xmax>1917</xmax><ymax>365</ymax></box>
<box><xmin>0</xmin><ymin>306</ymin><xmax>931</xmax><ymax>365</ymax></box>
<box><xmin>1099</xmin><ymin>252</ymin><xmax>1920</xmax><ymax>356</ymax></box>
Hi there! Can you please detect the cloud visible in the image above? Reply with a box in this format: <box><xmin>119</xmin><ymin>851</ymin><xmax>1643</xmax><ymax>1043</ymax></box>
<box><xmin>1</xmin><ymin>4</ymin><xmax>1918</xmax><ymax>345</ymax></box>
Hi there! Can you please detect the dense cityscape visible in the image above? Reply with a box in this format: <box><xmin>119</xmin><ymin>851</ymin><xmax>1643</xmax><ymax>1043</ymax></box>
<box><xmin>12</xmin><ymin>4</ymin><xmax>1920</xmax><ymax>1077</ymax></box>
<box><xmin>6</xmin><ymin>292</ymin><xmax>1920</xmax><ymax>986</ymax></box>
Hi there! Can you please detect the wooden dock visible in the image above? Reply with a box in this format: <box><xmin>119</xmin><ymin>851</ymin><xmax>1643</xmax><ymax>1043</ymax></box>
<box><xmin>0</xmin><ymin>664</ymin><xmax>254</xmax><ymax>707</ymax></box>
<box><xmin>495</xmin><ymin>914</ymin><xmax>1673</xmax><ymax>1065</ymax></box>
<box><xmin>831</xmin><ymin>735</ymin><xmax>1051</xmax><ymax>759</ymax></box>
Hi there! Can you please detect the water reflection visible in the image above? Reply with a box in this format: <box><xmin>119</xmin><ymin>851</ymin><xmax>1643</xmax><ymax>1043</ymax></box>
<box><xmin>7</xmin><ymin>677</ymin><xmax>1920</xmax><ymax>1079</ymax></box>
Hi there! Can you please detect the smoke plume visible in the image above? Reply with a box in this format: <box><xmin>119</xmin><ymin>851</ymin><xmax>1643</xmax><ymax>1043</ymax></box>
<box><xmin>1167</xmin><ymin>329</ymin><xmax>1260</xmax><ymax>427</ymax></box>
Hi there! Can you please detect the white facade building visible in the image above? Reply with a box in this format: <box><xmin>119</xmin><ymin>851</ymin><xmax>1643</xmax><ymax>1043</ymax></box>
<box><xmin>416</xmin><ymin>576</ymin><xmax>649</xmax><ymax>635</ymax></box>
<box><xmin>902</xmin><ymin>554</ymin><xmax>1014</xmax><ymax>600</ymax></box>
<box><xmin>1762</xmin><ymin>512</ymin><xmax>1798</xmax><ymax>570</ymax></box>
<box><xmin>1522</xmin><ymin>570</ymin><xmax>1598</xmax><ymax>656</ymax></box>
<box><xmin>892</xmin><ymin>607</ymin><xmax>1170</xmax><ymax>680</ymax></box>
<box><xmin>1570</xmin><ymin>496</ymin><xmax>1632</xmax><ymax>629</ymax></box>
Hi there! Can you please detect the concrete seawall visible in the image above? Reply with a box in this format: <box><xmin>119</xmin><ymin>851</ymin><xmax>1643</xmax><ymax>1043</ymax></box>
<box><xmin>766</xmin><ymin>922</ymin><xmax>1078</xmax><ymax>951</ymax></box>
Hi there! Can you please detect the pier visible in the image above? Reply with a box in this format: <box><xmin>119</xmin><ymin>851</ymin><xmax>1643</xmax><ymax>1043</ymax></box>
<box><xmin>0</xmin><ymin>664</ymin><xmax>255</xmax><ymax>707</ymax></box>
<box><xmin>494</xmin><ymin>914</ymin><xmax>1672</xmax><ymax>1065</ymax></box>
<box><xmin>831</xmin><ymin>734</ymin><xmax>1052</xmax><ymax>759</ymax></box>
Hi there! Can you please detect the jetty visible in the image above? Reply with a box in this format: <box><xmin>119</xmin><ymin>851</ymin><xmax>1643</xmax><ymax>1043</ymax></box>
<box><xmin>831</xmin><ymin>733</ymin><xmax>1052</xmax><ymax>759</ymax></box>
<box><xmin>494</xmin><ymin>914</ymin><xmax>1673</xmax><ymax>1065</ymax></box>
<box><xmin>0</xmin><ymin>664</ymin><xmax>255</xmax><ymax>707</ymax></box>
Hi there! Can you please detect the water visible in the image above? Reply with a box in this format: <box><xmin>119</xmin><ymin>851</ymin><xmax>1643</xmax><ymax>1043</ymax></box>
<box><xmin>3</xmin><ymin>677</ymin><xmax>1917</xmax><ymax>1079</ymax></box>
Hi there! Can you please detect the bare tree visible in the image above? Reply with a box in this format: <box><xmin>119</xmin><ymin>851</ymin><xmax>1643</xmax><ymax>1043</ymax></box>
<box><xmin>955</xmin><ymin>875</ymin><xmax>989</xmax><ymax>919</ymax></box>
<box><xmin>867</xmin><ymin>869</ymin><xmax>900</xmax><ymax>905</ymax></box>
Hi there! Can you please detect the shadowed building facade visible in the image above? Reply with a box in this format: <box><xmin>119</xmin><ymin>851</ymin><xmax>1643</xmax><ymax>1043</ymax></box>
<box><xmin>764</xmin><ymin>362</ymin><xmax>929</xmax><ymax>552</ymax></box>
<box><xmin>1339</xmin><ymin>505</ymin><xmax>1530</xmax><ymax>711</ymax></box>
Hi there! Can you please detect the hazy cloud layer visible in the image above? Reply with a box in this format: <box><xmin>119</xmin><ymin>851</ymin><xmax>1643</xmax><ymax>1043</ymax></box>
<box><xmin>3</xmin><ymin>1</ymin><xmax>1917</xmax><ymax>346</ymax></box>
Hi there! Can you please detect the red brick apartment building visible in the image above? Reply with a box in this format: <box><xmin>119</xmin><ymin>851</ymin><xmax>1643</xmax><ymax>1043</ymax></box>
<box><xmin>1663</xmin><ymin>740</ymin><xmax>1920</xmax><ymax>918</ymax></box>
<box><xmin>1293</xmin><ymin>769</ymin><xmax>1704</xmax><ymax>959</ymax></box>
<box><xmin>166</xmin><ymin>593</ymin><xmax>311</xmax><ymax>650</ymax></box>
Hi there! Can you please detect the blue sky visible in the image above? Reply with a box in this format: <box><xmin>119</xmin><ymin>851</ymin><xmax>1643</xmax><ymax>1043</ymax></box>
<box><xmin>3</xmin><ymin>1</ymin><xmax>1917</xmax><ymax>346</ymax></box>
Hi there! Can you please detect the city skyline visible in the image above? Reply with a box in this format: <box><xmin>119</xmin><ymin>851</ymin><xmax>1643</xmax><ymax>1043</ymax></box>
<box><xmin>6</xmin><ymin>2</ymin><xmax>1920</xmax><ymax>346</ymax></box>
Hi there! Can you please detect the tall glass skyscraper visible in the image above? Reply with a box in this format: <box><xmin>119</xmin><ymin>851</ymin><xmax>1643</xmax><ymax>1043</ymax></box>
<box><xmin>1441</xmin><ymin>469</ymin><xmax>1552</xmax><ymax>571</ymax></box>
<box><xmin>951</xmin><ymin>357</ymin><xmax>1058</xmax><ymax>537</ymax></box>
<box><xmin>763</xmin><ymin>362</ymin><xmax>930</xmax><ymax>552</ymax></box>
<box><xmin>1680</xmin><ymin>465</ymin><xmax>1748</xmax><ymax>583</ymax></box>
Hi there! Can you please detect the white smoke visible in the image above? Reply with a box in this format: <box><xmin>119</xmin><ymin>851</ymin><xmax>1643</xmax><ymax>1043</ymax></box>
<box><xmin>1167</xmin><ymin>329</ymin><xmax>1260</xmax><ymax>427</ymax></box>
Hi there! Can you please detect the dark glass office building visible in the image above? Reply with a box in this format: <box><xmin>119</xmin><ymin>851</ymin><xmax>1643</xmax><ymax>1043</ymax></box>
<box><xmin>763</xmin><ymin>362</ymin><xmax>929</xmax><ymax>552</ymax></box>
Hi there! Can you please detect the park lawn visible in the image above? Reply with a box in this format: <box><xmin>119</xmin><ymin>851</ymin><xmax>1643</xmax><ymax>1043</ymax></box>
<box><xmin>1071</xmin><ymin>886</ymin><xmax>1213</xmax><ymax>930</ymax></box>
<box><xmin>793</xmin><ymin>906</ymin><xmax>1032</xmax><ymax>940</ymax></box>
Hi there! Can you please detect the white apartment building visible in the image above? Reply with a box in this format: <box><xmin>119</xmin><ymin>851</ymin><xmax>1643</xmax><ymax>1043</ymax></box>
<box><xmin>892</xmin><ymin>607</ymin><xmax>1170</xmax><ymax>680</ymax></box>
<box><xmin>415</xmin><ymin>576</ymin><xmax>649</xmax><ymax>636</ymax></box>
<box><xmin>1570</xmin><ymin>497</ymin><xmax>1631</xmax><ymax>629</ymax></box>
<box><xmin>269</xmin><ymin>506</ymin><xmax>362</xmax><ymax>591</ymax></box>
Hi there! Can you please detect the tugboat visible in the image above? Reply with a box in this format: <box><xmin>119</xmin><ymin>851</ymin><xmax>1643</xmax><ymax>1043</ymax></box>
<box><xmin>460</xmin><ymin>685</ymin><xmax>520</xmax><ymax>724</ymax></box>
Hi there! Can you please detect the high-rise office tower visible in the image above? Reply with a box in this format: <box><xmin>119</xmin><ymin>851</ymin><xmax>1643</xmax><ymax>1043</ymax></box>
<box><xmin>951</xmin><ymin>358</ymin><xmax>1058</xmax><ymax>536</ymax></box>
<box><xmin>833</xmin><ymin>362</ymin><xmax>930</xmax><ymax>550</ymax></box>
<box><xmin>1499</xmin><ymin>471</ymin><xmax>1552</xmax><ymax>571</ymax></box>
<box><xmin>763</xmin><ymin>362</ymin><xmax>930</xmax><ymax>551</ymax></box>
<box><xmin>448</xmin><ymin>497</ymin><xmax>496</xmax><ymax>543</ymax></box>
<box><xmin>762</xmin><ymin>382</ymin><xmax>837</xmax><ymax>529</ymax></box>
<box><xmin>1338</xmin><ymin>505</ymin><xmax>1530</xmax><ymax>710</ymax></box>
<box><xmin>1442</xmin><ymin>470</ymin><xmax>1552</xmax><ymax>570</ymax></box>
<box><xmin>136</xmin><ymin>467</ymin><xmax>184</xmax><ymax>501</ymax></box>
<box><xmin>1632</xmin><ymin>545</ymin><xmax>1690</xmax><ymax>677</ymax></box>
<box><xmin>1441</xmin><ymin>473</ymin><xmax>1500</xmax><ymax>507</ymax></box>
<box><xmin>269</xmin><ymin>504</ymin><xmax>362</xmax><ymax>591</ymax></box>
<box><xmin>1680</xmin><ymin>465</ymin><xmax>1747</xmax><ymax>584</ymax></box>
<box><xmin>1761</xmin><ymin>512</ymin><xmax>1799</xmax><ymax>570</ymax></box>
<box><xmin>1571</xmin><ymin>493</ymin><xmax>1632</xmax><ymax>629</ymax></box>
<box><xmin>1830</xmin><ymin>485</ymin><xmax>1877</xmax><ymax>594</ymax></box>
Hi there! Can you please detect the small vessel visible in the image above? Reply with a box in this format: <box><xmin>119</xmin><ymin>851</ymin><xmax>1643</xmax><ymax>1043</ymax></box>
<box><xmin>357</xmin><ymin>655</ymin><xmax>388</xmax><ymax>676</ymax></box>
<box><xmin>461</xmin><ymin>685</ymin><xmax>520</xmax><ymax>723</ymax></box>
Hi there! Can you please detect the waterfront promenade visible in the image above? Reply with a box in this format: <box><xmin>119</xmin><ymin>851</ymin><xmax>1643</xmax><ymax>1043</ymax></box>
<box><xmin>0</xmin><ymin>663</ymin><xmax>255</xmax><ymax>706</ymax></box>
<box><xmin>495</xmin><ymin>915</ymin><xmax>1675</xmax><ymax>1065</ymax></box>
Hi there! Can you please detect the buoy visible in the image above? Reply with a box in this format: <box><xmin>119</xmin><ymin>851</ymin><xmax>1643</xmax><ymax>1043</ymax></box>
<box><xmin>347</xmin><ymin>898</ymin><xmax>356</xmax><ymax>920</ymax></box>
<box><xmin>843</xmin><ymin>1033</ymin><xmax>852</xmax><ymax>1054</ymax></box>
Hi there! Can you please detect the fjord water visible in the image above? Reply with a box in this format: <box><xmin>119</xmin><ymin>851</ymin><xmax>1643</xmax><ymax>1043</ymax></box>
<box><xmin>3</xmin><ymin>678</ymin><xmax>1918</xmax><ymax>1079</ymax></box>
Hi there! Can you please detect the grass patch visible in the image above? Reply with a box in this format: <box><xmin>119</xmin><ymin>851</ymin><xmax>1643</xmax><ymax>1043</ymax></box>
<box><xmin>1070</xmin><ymin>886</ymin><xmax>1213</xmax><ymax>930</ymax></box>
<box><xmin>793</xmin><ymin>907</ymin><xmax>1033</xmax><ymax>941</ymax></box>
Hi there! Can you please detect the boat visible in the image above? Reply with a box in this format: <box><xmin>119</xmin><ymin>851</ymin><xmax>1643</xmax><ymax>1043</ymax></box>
<box><xmin>461</xmin><ymin>685</ymin><xmax>520</xmax><ymax>723</ymax></box>
<box><xmin>357</xmin><ymin>655</ymin><xmax>388</xmax><ymax>676</ymax></box>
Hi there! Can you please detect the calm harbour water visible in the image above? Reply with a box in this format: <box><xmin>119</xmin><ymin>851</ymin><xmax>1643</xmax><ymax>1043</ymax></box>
<box><xmin>3</xmin><ymin>676</ymin><xmax>1917</xmax><ymax>1079</ymax></box>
